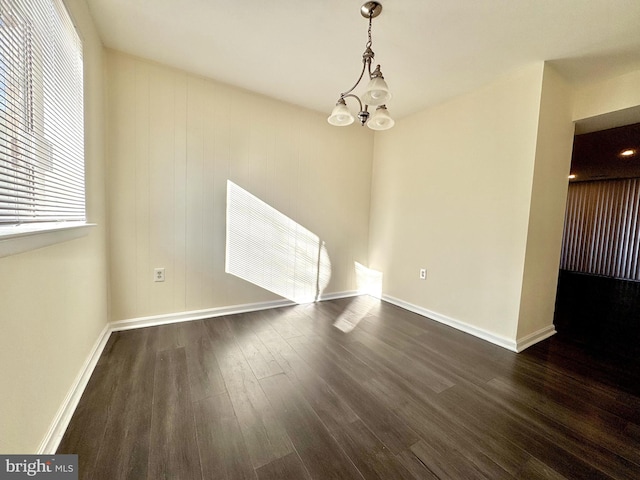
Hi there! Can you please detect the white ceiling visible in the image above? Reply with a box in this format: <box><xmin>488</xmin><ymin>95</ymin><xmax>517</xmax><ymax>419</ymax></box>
<box><xmin>86</xmin><ymin>0</ymin><xmax>640</xmax><ymax>119</ymax></box>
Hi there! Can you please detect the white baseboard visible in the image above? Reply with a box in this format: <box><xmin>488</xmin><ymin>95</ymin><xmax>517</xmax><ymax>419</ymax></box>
<box><xmin>382</xmin><ymin>294</ymin><xmax>519</xmax><ymax>352</ymax></box>
<box><xmin>111</xmin><ymin>291</ymin><xmax>361</xmax><ymax>331</ymax></box>
<box><xmin>515</xmin><ymin>325</ymin><xmax>556</xmax><ymax>352</ymax></box>
<box><xmin>111</xmin><ymin>299</ymin><xmax>295</xmax><ymax>331</ymax></box>
<box><xmin>320</xmin><ymin>290</ymin><xmax>361</xmax><ymax>301</ymax></box>
<box><xmin>37</xmin><ymin>323</ymin><xmax>112</xmax><ymax>454</ymax></box>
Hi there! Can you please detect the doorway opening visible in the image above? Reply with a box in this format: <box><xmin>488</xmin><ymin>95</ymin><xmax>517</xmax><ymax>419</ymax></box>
<box><xmin>553</xmin><ymin>121</ymin><xmax>640</xmax><ymax>389</ymax></box>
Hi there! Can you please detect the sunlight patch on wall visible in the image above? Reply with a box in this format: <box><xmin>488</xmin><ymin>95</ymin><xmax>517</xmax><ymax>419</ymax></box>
<box><xmin>226</xmin><ymin>180</ymin><xmax>331</xmax><ymax>304</ymax></box>
<box><xmin>333</xmin><ymin>262</ymin><xmax>383</xmax><ymax>333</ymax></box>
<box><xmin>355</xmin><ymin>262</ymin><xmax>383</xmax><ymax>298</ymax></box>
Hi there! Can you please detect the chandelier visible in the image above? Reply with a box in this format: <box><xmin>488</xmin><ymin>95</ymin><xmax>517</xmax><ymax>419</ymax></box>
<box><xmin>327</xmin><ymin>2</ymin><xmax>394</xmax><ymax>131</ymax></box>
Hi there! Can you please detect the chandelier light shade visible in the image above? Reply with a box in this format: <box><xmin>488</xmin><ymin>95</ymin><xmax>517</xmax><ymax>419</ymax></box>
<box><xmin>327</xmin><ymin>1</ymin><xmax>395</xmax><ymax>131</ymax></box>
<box><xmin>361</xmin><ymin>66</ymin><xmax>391</xmax><ymax>106</ymax></box>
<box><xmin>368</xmin><ymin>105</ymin><xmax>395</xmax><ymax>130</ymax></box>
<box><xmin>327</xmin><ymin>99</ymin><xmax>355</xmax><ymax>126</ymax></box>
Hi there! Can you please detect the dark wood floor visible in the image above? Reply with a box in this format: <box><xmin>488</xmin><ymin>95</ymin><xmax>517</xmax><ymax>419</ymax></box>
<box><xmin>58</xmin><ymin>295</ymin><xmax>640</xmax><ymax>479</ymax></box>
<box><xmin>554</xmin><ymin>270</ymin><xmax>640</xmax><ymax>392</ymax></box>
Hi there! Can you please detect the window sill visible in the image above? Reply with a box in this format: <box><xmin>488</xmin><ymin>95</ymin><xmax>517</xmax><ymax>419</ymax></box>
<box><xmin>0</xmin><ymin>222</ymin><xmax>96</xmax><ymax>259</ymax></box>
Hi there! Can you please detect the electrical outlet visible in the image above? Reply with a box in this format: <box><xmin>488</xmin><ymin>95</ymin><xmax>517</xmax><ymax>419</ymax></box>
<box><xmin>419</xmin><ymin>268</ymin><xmax>427</xmax><ymax>280</ymax></box>
<box><xmin>154</xmin><ymin>267</ymin><xmax>165</xmax><ymax>282</ymax></box>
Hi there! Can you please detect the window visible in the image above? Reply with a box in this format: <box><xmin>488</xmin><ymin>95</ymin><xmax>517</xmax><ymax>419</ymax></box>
<box><xmin>0</xmin><ymin>0</ymin><xmax>84</xmax><ymax>226</ymax></box>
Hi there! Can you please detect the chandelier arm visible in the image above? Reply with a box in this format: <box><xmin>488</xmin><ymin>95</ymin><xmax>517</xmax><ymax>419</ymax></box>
<box><xmin>340</xmin><ymin>58</ymin><xmax>369</xmax><ymax>98</ymax></box>
<box><xmin>341</xmin><ymin>93</ymin><xmax>363</xmax><ymax>113</ymax></box>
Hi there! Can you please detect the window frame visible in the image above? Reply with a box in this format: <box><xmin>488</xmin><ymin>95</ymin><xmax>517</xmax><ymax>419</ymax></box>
<box><xmin>0</xmin><ymin>0</ymin><xmax>90</xmax><ymax>256</ymax></box>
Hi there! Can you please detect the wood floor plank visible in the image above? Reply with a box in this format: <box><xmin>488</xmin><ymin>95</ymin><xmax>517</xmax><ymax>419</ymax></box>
<box><xmin>331</xmin><ymin>334</ymin><xmax>523</xmax><ymax>478</ymax></box>
<box><xmin>223</xmin><ymin>378</ymin><xmax>294</xmax><ymax>469</ymax></box>
<box><xmin>194</xmin><ymin>392</ymin><xmax>256</xmax><ymax>480</ymax></box>
<box><xmin>250</xmin><ymin>320</ymin><xmax>360</xmax><ymax>433</ymax></box>
<box><xmin>331</xmin><ymin>419</ymin><xmax>418</xmax><ymax>480</ymax></box>
<box><xmin>145</xmin><ymin>323</ymin><xmax>181</xmax><ymax>352</ymax></box>
<box><xmin>298</xmin><ymin>333</ymin><xmax>440</xmax><ymax>414</ymax></box>
<box><xmin>92</xmin><ymin>329</ymin><xmax>155</xmax><ymax>479</ymax></box>
<box><xmin>477</xmin><ymin>378</ymin><xmax>640</xmax><ymax>479</ymax></box>
<box><xmin>501</xmin><ymin>363</ymin><xmax>633</xmax><ymax>433</ymax></box>
<box><xmin>393</xmin><ymin>395</ymin><xmax>524</xmax><ymax>479</ymax></box>
<box><xmin>514</xmin><ymin>346</ymin><xmax>640</xmax><ymax>425</ymax></box>
<box><xmin>359</xmin><ymin>316</ymin><xmax>501</xmax><ymax>386</ymax></box>
<box><xmin>321</xmin><ymin>304</ymin><xmax>488</xmax><ymax>388</ymax></box>
<box><xmin>518</xmin><ymin>457</ymin><xmax>568</xmax><ymax>480</ymax></box>
<box><xmin>264</xmin><ymin>307</ymin><xmax>308</xmax><ymax>339</ymax></box>
<box><xmin>56</xmin><ymin>339</ymin><xmax>121</xmax><ymax>479</ymax></box>
<box><xmin>298</xmin><ymin>304</ymin><xmax>459</xmax><ymax>398</ymax></box>
<box><xmin>255</xmin><ymin>452</ymin><xmax>312</xmax><ymax>480</ymax></box>
<box><xmin>410</xmin><ymin>439</ymin><xmax>491</xmax><ymax>480</ymax></box>
<box><xmin>184</xmin><ymin>334</ymin><xmax>227</xmax><ymax>402</ymax></box>
<box><xmin>259</xmin><ymin>373</ymin><xmax>365</xmax><ymax>480</ymax></box>
<box><xmin>58</xmin><ymin>295</ymin><xmax>640</xmax><ymax>480</ymax></box>
<box><xmin>437</xmin><ymin>383</ymin><xmax>617</xmax><ymax>480</ymax></box>
<box><xmin>148</xmin><ymin>347</ymin><xmax>202</xmax><ymax>480</ymax></box>
<box><xmin>177</xmin><ymin>318</ymin><xmax>210</xmax><ymax>347</ymax></box>
<box><xmin>347</xmin><ymin>337</ymin><xmax>454</xmax><ymax>394</ymax></box>
<box><xmin>207</xmin><ymin>316</ymin><xmax>294</xmax><ymax>468</ymax></box>
<box><xmin>296</xmin><ymin>303</ymin><xmax>362</xmax><ymax>345</ymax></box>
<box><xmin>225</xmin><ymin>315</ymin><xmax>284</xmax><ymax>379</ymax></box>
<box><xmin>203</xmin><ymin>315</ymin><xmax>237</xmax><ymax>344</ymax></box>
<box><xmin>625</xmin><ymin>421</ymin><xmax>640</xmax><ymax>441</ymax></box>
<box><xmin>287</xmin><ymin>336</ymin><xmax>420</xmax><ymax>454</ymax></box>
<box><xmin>487</xmin><ymin>376</ymin><xmax>640</xmax><ymax>465</ymax></box>
<box><xmin>395</xmin><ymin>449</ymin><xmax>439</xmax><ymax>480</ymax></box>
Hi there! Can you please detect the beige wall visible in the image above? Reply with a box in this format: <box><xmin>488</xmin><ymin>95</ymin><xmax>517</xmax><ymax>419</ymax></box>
<box><xmin>0</xmin><ymin>0</ymin><xmax>108</xmax><ymax>453</ymax></box>
<box><xmin>369</xmin><ymin>63</ymin><xmax>545</xmax><ymax>342</ymax></box>
<box><xmin>573</xmin><ymin>69</ymin><xmax>640</xmax><ymax>122</ymax></box>
<box><xmin>106</xmin><ymin>51</ymin><xmax>373</xmax><ymax>321</ymax></box>
<box><xmin>516</xmin><ymin>65</ymin><xmax>575</xmax><ymax>340</ymax></box>
<box><xmin>368</xmin><ymin>62</ymin><xmax>639</xmax><ymax>347</ymax></box>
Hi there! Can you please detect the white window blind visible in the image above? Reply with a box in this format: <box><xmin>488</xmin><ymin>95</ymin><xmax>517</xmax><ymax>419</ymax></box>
<box><xmin>0</xmin><ymin>0</ymin><xmax>84</xmax><ymax>225</ymax></box>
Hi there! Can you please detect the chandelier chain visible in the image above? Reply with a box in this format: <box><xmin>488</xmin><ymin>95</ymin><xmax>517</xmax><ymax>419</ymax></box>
<box><xmin>366</xmin><ymin>12</ymin><xmax>373</xmax><ymax>48</ymax></box>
